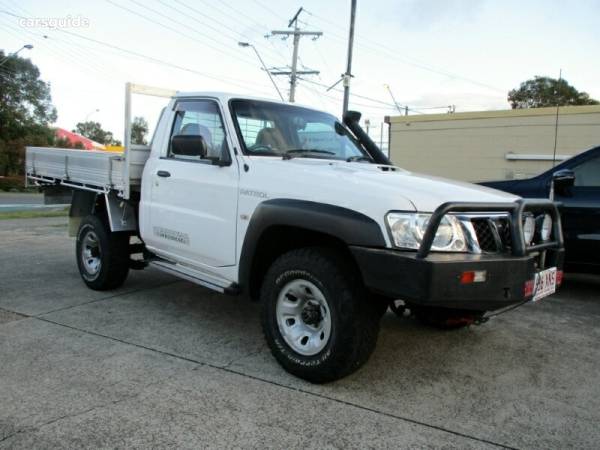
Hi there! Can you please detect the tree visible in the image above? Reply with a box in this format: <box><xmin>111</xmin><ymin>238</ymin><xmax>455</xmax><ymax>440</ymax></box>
<box><xmin>73</xmin><ymin>121</ymin><xmax>115</xmax><ymax>145</ymax></box>
<box><xmin>0</xmin><ymin>50</ymin><xmax>57</xmax><ymax>176</ymax></box>
<box><xmin>131</xmin><ymin>116</ymin><xmax>149</xmax><ymax>145</ymax></box>
<box><xmin>508</xmin><ymin>76</ymin><xmax>599</xmax><ymax>109</ymax></box>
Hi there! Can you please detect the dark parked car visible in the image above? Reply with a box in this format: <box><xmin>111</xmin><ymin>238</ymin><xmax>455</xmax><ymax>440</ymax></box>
<box><xmin>481</xmin><ymin>146</ymin><xmax>600</xmax><ymax>274</ymax></box>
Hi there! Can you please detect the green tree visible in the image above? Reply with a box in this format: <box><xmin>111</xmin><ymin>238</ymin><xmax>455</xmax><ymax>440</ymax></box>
<box><xmin>0</xmin><ymin>50</ymin><xmax>57</xmax><ymax>176</ymax></box>
<box><xmin>131</xmin><ymin>116</ymin><xmax>149</xmax><ymax>145</ymax></box>
<box><xmin>508</xmin><ymin>76</ymin><xmax>599</xmax><ymax>109</ymax></box>
<box><xmin>73</xmin><ymin>121</ymin><xmax>115</xmax><ymax>145</ymax></box>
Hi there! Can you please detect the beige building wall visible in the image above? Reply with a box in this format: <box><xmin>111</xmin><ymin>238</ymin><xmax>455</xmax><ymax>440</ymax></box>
<box><xmin>387</xmin><ymin>105</ymin><xmax>600</xmax><ymax>182</ymax></box>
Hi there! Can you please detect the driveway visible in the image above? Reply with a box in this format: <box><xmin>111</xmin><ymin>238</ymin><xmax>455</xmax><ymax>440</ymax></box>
<box><xmin>1</xmin><ymin>217</ymin><xmax>599</xmax><ymax>449</ymax></box>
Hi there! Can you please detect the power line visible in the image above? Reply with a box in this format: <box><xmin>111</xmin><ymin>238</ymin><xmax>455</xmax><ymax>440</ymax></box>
<box><xmin>170</xmin><ymin>0</ymin><xmax>288</xmax><ymax>66</ymax></box>
<box><xmin>105</xmin><ymin>0</ymin><xmax>257</xmax><ymax>68</ymax></box>
<box><xmin>0</xmin><ymin>17</ymin><xmax>122</xmax><ymax>84</ymax></box>
<box><xmin>250</xmin><ymin>0</ymin><xmax>287</xmax><ymax>21</ymax></box>
<box><xmin>0</xmin><ymin>9</ymin><xmax>280</xmax><ymax>97</ymax></box>
<box><xmin>298</xmin><ymin>76</ymin><xmax>422</xmax><ymax>113</ymax></box>
<box><xmin>300</xmin><ymin>82</ymin><xmax>398</xmax><ymax>113</ymax></box>
<box><xmin>0</xmin><ymin>10</ymin><xmax>143</xmax><ymax>83</ymax></box>
<box><xmin>303</xmin><ymin>8</ymin><xmax>505</xmax><ymax>93</ymax></box>
<box><xmin>55</xmin><ymin>31</ymin><xmax>275</xmax><ymax>96</ymax></box>
<box><xmin>198</xmin><ymin>0</ymin><xmax>292</xmax><ymax>65</ymax></box>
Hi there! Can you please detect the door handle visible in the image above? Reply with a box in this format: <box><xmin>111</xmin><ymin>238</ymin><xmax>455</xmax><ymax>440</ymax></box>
<box><xmin>157</xmin><ymin>170</ymin><xmax>171</xmax><ymax>178</ymax></box>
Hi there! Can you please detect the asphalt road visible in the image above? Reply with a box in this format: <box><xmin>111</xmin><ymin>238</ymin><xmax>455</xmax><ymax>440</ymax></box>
<box><xmin>1</xmin><ymin>217</ymin><xmax>599</xmax><ymax>449</ymax></box>
<box><xmin>0</xmin><ymin>193</ymin><xmax>43</xmax><ymax>205</ymax></box>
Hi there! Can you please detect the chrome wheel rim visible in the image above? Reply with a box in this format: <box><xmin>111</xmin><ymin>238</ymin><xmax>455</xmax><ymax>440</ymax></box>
<box><xmin>276</xmin><ymin>279</ymin><xmax>332</xmax><ymax>356</ymax></box>
<box><xmin>81</xmin><ymin>230</ymin><xmax>101</xmax><ymax>276</ymax></box>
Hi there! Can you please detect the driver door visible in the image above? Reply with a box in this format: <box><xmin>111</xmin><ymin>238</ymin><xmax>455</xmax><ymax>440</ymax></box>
<box><xmin>147</xmin><ymin>99</ymin><xmax>239</xmax><ymax>268</ymax></box>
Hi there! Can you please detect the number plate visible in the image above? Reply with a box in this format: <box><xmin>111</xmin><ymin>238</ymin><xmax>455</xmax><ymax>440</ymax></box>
<box><xmin>532</xmin><ymin>267</ymin><xmax>557</xmax><ymax>302</ymax></box>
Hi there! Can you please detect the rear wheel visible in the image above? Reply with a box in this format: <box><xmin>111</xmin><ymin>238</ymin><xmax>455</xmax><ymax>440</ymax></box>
<box><xmin>260</xmin><ymin>247</ymin><xmax>380</xmax><ymax>383</ymax></box>
<box><xmin>76</xmin><ymin>215</ymin><xmax>130</xmax><ymax>290</ymax></box>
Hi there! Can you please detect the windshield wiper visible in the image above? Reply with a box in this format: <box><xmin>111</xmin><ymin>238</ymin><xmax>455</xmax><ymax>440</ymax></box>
<box><xmin>346</xmin><ymin>155</ymin><xmax>371</xmax><ymax>163</ymax></box>
<box><xmin>282</xmin><ymin>149</ymin><xmax>336</xmax><ymax>160</ymax></box>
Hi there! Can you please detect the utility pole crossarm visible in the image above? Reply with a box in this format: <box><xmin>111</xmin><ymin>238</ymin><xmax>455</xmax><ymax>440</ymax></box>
<box><xmin>271</xmin><ymin>70</ymin><xmax>320</xmax><ymax>75</ymax></box>
<box><xmin>269</xmin><ymin>8</ymin><xmax>323</xmax><ymax>103</ymax></box>
<box><xmin>271</xmin><ymin>30</ymin><xmax>323</xmax><ymax>37</ymax></box>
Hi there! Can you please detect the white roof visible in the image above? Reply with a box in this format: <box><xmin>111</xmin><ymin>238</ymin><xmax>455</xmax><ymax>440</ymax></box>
<box><xmin>172</xmin><ymin>91</ymin><xmax>324</xmax><ymax>113</ymax></box>
<box><xmin>174</xmin><ymin>91</ymin><xmax>282</xmax><ymax>103</ymax></box>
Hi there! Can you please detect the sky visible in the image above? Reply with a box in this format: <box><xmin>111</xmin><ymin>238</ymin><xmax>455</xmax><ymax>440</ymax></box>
<box><xmin>1</xmin><ymin>0</ymin><xmax>599</xmax><ymax>142</ymax></box>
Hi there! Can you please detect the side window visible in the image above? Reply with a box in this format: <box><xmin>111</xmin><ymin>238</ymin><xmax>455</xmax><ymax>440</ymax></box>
<box><xmin>236</xmin><ymin>117</ymin><xmax>275</xmax><ymax>146</ymax></box>
<box><xmin>573</xmin><ymin>155</ymin><xmax>600</xmax><ymax>187</ymax></box>
<box><xmin>169</xmin><ymin>100</ymin><xmax>228</xmax><ymax>160</ymax></box>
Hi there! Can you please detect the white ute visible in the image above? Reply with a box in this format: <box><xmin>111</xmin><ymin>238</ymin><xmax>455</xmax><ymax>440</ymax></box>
<box><xmin>26</xmin><ymin>83</ymin><xmax>565</xmax><ymax>382</ymax></box>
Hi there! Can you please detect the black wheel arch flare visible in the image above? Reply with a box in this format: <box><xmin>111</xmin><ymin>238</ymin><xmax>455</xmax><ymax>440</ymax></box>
<box><xmin>238</xmin><ymin>199</ymin><xmax>386</xmax><ymax>299</ymax></box>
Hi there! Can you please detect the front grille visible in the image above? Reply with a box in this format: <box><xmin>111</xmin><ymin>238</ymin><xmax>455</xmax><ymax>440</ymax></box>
<box><xmin>471</xmin><ymin>217</ymin><xmax>512</xmax><ymax>253</ymax></box>
<box><xmin>496</xmin><ymin>218</ymin><xmax>512</xmax><ymax>250</ymax></box>
<box><xmin>472</xmin><ymin>219</ymin><xmax>497</xmax><ymax>252</ymax></box>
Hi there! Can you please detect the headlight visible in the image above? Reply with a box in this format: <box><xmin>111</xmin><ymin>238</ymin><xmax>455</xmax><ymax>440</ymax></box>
<box><xmin>540</xmin><ymin>214</ymin><xmax>552</xmax><ymax>241</ymax></box>
<box><xmin>523</xmin><ymin>215</ymin><xmax>535</xmax><ymax>245</ymax></box>
<box><xmin>386</xmin><ymin>213</ymin><xmax>467</xmax><ymax>252</ymax></box>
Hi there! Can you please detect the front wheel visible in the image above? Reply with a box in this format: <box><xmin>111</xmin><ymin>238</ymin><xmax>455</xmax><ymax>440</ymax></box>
<box><xmin>76</xmin><ymin>215</ymin><xmax>130</xmax><ymax>290</ymax></box>
<box><xmin>260</xmin><ymin>248</ymin><xmax>380</xmax><ymax>383</ymax></box>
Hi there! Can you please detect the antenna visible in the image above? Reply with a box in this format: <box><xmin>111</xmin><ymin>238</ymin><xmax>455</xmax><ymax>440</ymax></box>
<box><xmin>552</xmin><ymin>69</ymin><xmax>562</xmax><ymax>167</ymax></box>
<box><xmin>383</xmin><ymin>84</ymin><xmax>405</xmax><ymax>115</ymax></box>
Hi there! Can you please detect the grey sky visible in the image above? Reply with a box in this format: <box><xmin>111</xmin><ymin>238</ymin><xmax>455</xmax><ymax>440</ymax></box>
<box><xmin>1</xmin><ymin>0</ymin><xmax>598</xmax><ymax>140</ymax></box>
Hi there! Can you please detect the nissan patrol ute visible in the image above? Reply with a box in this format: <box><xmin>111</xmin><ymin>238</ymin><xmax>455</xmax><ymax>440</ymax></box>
<box><xmin>26</xmin><ymin>84</ymin><xmax>564</xmax><ymax>383</ymax></box>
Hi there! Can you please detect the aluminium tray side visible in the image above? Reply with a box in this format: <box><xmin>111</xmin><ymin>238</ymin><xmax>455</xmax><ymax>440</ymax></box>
<box><xmin>25</xmin><ymin>146</ymin><xmax>150</xmax><ymax>194</ymax></box>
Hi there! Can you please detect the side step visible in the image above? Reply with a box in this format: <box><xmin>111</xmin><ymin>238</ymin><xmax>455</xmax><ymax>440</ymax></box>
<box><xmin>149</xmin><ymin>259</ymin><xmax>240</xmax><ymax>295</ymax></box>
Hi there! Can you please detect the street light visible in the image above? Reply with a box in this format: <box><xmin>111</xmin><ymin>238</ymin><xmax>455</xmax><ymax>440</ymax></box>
<box><xmin>85</xmin><ymin>108</ymin><xmax>100</xmax><ymax>121</ymax></box>
<box><xmin>238</xmin><ymin>42</ymin><xmax>284</xmax><ymax>101</ymax></box>
<box><xmin>0</xmin><ymin>44</ymin><xmax>34</xmax><ymax>67</ymax></box>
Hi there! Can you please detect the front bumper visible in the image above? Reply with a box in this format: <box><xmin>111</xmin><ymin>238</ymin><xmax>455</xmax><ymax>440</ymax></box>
<box><xmin>353</xmin><ymin>199</ymin><xmax>565</xmax><ymax>312</ymax></box>
<box><xmin>351</xmin><ymin>246</ymin><xmax>564</xmax><ymax>311</ymax></box>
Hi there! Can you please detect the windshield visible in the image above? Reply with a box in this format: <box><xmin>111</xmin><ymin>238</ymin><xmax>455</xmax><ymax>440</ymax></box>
<box><xmin>230</xmin><ymin>99</ymin><xmax>370</xmax><ymax>161</ymax></box>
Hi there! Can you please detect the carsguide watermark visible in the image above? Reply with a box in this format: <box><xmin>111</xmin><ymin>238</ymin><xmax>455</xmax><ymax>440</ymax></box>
<box><xmin>19</xmin><ymin>15</ymin><xmax>90</xmax><ymax>28</ymax></box>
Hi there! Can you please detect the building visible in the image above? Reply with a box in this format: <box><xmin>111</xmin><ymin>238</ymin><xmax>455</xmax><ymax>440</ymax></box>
<box><xmin>55</xmin><ymin>128</ymin><xmax>105</xmax><ymax>150</ymax></box>
<box><xmin>386</xmin><ymin>105</ymin><xmax>600</xmax><ymax>182</ymax></box>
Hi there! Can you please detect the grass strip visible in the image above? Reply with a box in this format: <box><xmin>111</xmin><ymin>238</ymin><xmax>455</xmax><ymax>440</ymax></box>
<box><xmin>0</xmin><ymin>207</ymin><xmax>69</xmax><ymax>220</ymax></box>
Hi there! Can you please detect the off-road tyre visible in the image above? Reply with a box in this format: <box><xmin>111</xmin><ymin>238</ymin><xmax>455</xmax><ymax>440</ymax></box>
<box><xmin>76</xmin><ymin>214</ymin><xmax>130</xmax><ymax>290</ymax></box>
<box><xmin>260</xmin><ymin>247</ymin><xmax>381</xmax><ymax>383</ymax></box>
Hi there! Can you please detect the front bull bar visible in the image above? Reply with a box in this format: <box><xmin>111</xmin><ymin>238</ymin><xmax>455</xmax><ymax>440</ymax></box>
<box><xmin>416</xmin><ymin>199</ymin><xmax>564</xmax><ymax>259</ymax></box>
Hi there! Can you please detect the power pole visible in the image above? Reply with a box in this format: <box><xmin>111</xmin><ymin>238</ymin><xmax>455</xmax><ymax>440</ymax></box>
<box><xmin>552</xmin><ymin>68</ymin><xmax>562</xmax><ymax>167</ymax></box>
<box><xmin>342</xmin><ymin>0</ymin><xmax>357</xmax><ymax>114</ymax></box>
<box><xmin>270</xmin><ymin>7</ymin><xmax>322</xmax><ymax>102</ymax></box>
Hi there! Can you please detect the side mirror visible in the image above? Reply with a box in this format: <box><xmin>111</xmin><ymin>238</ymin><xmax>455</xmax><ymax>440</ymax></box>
<box><xmin>552</xmin><ymin>169</ymin><xmax>575</xmax><ymax>197</ymax></box>
<box><xmin>171</xmin><ymin>134</ymin><xmax>207</xmax><ymax>158</ymax></box>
